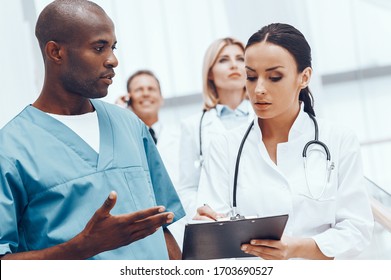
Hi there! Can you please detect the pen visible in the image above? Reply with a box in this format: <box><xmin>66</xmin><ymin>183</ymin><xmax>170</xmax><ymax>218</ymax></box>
<box><xmin>327</xmin><ymin>162</ymin><xmax>335</xmax><ymax>182</ymax></box>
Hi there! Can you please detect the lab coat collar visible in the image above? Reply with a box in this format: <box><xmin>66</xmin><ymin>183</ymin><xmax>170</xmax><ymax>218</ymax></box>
<box><xmin>203</xmin><ymin>99</ymin><xmax>253</xmax><ymax>127</ymax></box>
<box><xmin>288</xmin><ymin>103</ymin><xmax>311</xmax><ymax>141</ymax></box>
<box><xmin>200</xmin><ymin>108</ymin><xmax>220</xmax><ymax>127</ymax></box>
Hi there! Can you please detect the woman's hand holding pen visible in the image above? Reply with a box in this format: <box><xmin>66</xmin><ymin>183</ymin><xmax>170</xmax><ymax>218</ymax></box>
<box><xmin>193</xmin><ymin>204</ymin><xmax>226</xmax><ymax>221</ymax></box>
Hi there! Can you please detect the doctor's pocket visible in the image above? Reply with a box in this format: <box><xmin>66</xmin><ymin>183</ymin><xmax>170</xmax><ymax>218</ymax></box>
<box><xmin>293</xmin><ymin>160</ymin><xmax>338</xmax><ymax>226</ymax></box>
<box><xmin>122</xmin><ymin>167</ymin><xmax>156</xmax><ymax>210</ymax></box>
<box><xmin>296</xmin><ymin>148</ymin><xmax>338</xmax><ymax>201</ymax></box>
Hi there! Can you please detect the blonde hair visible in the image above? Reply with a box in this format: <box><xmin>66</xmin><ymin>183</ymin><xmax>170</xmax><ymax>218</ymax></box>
<box><xmin>202</xmin><ymin>37</ymin><xmax>245</xmax><ymax>110</ymax></box>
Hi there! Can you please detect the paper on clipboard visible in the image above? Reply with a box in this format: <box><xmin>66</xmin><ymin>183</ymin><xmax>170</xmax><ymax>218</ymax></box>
<box><xmin>182</xmin><ymin>214</ymin><xmax>289</xmax><ymax>260</ymax></box>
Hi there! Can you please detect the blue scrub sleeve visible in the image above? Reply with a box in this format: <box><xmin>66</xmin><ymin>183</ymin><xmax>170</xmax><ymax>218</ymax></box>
<box><xmin>0</xmin><ymin>156</ymin><xmax>28</xmax><ymax>255</ymax></box>
<box><xmin>142</xmin><ymin>128</ymin><xmax>185</xmax><ymax>224</ymax></box>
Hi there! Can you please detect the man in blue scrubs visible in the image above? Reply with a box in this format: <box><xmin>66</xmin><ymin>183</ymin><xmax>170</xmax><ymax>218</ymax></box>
<box><xmin>0</xmin><ymin>0</ymin><xmax>184</xmax><ymax>260</ymax></box>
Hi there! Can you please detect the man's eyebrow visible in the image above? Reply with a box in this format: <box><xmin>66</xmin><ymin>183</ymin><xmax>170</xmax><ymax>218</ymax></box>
<box><xmin>91</xmin><ymin>39</ymin><xmax>111</xmax><ymax>45</ymax></box>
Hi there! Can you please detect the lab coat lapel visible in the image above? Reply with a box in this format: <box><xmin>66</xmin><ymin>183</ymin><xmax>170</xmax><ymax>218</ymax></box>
<box><xmin>25</xmin><ymin>105</ymin><xmax>98</xmax><ymax>168</ymax></box>
<box><xmin>252</xmin><ymin>116</ymin><xmax>290</xmax><ymax>185</ymax></box>
<box><xmin>288</xmin><ymin>105</ymin><xmax>310</xmax><ymax>141</ymax></box>
<box><xmin>202</xmin><ymin>109</ymin><xmax>225</xmax><ymax>130</ymax></box>
<box><xmin>91</xmin><ymin>99</ymin><xmax>114</xmax><ymax>171</ymax></box>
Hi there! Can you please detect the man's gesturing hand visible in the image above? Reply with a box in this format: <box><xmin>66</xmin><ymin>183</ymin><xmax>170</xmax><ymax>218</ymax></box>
<box><xmin>79</xmin><ymin>191</ymin><xmax>174</xmax><ymax>257</ymax></box>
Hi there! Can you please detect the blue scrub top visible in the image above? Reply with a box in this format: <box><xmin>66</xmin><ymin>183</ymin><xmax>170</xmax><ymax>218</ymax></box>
<box><xmin>0</xmin><ymin>99</ymin><xmax>185</xmax><ymax>259</ymax></box>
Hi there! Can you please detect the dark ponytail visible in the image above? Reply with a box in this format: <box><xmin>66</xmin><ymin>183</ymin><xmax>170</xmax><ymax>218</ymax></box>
<box><xmin>246</xmin><ymin>23</ymin><xmax>315</xmax><ymax>116</ymax></box>
<box><xmin>299</xmin><ymin>88</ymin><xmax>315</xmax><ymax>117</ymax></box>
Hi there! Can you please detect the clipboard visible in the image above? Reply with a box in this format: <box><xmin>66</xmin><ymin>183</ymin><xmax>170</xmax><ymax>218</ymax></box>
<box><xmin>182</xmin><ymin>214</ymin><xmax>289</xmax><ymax>260</ymax></box>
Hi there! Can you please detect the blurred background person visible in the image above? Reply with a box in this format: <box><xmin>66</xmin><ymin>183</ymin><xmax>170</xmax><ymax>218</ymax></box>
<box><xmin>176</xmin><ymin>37</ymin><xmax>254</xmax><ymax>246</ymax></box>
<box><xmin>116</xmin><ymin>70</ymin><xmax>163</xmax><ymax>141</ymax></box>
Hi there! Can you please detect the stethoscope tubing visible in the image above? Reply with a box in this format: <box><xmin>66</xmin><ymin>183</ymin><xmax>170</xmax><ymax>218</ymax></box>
<box><xmin>232</xmin><ymin>113</ymin><xmax>332</xmax><ymax>210</ymax></box>
<box><xmin>233</xmin><ymin>121</ymin><xmax>254</xmax><ymax>210</ymax></box>
<box><xmin>193</xmin><ymin>109</ymin><xmax>207</xmax><ymax>169</ymax></box>
<box><xmin>199</xmin><ymin>109</ymin><xmax>207</xmax><ymax>160</ymax></box>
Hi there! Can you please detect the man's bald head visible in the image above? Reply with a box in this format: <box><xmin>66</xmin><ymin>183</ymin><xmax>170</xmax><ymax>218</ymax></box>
<box><xmin>35</xmin><ymin>0</ymin><xmax>111</xmax><ymax>58</ymax></box>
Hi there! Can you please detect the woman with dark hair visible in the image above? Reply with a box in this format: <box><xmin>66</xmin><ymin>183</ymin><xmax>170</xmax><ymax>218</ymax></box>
<box><xmin>195</xmin><ymin>23</ymin><xmax>373</xmax><ymax>259</ymax></box>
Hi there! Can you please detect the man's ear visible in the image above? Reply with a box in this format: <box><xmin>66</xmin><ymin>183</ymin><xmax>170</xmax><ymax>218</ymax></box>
<box><xmin>45</xmin><ymin>41</ymin><xmax>63</xmax><ymax>64</ymax></box>
<box><xmin>127</xmin><ymin>93</ymin><xmax>133</xmax><ymax>107</ymax></box>
<box><xmin>300</xmin><ymin>67</ymin><xmax>312</xmax><ymax>89</ymax></box>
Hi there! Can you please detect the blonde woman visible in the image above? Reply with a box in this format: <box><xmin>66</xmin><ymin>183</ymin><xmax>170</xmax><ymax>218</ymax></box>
<box><xmin>173</xmin><ymin>38</ymin><xmax>253</xmax><ymax>246</ymax></box>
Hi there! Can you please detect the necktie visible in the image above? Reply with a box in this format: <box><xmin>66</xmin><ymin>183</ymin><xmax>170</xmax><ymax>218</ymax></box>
<box><xmin>148</xmin><ymin>127</ymin><xmax>157</xmax><ymax>144</ymax></box>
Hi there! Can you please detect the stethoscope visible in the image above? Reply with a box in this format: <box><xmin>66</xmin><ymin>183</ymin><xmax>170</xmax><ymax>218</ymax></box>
<box><xmin>194</xmin><ymin>109</ymin><xmax>207</xmax><ymax>169</ymax></box>
<box><xmin>231</xmin><ymin>112</ymin><xmax>335</xmax><ymax>218</ymax></box>
<box><xmin>194</xmin><ymin>106</ymin><xmax>253</xmax><ymax>168</ymax></box>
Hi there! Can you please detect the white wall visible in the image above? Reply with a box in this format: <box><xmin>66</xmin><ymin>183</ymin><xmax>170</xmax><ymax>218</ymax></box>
<box><xmin>305</xmin><ymin>0</ymin><xmax>391</xmax><ymax>190</ymax></box>
<box><xmin>0</xmin><ymin>0</ymin><xmax>42</xmax><ymax>128</ymax></box>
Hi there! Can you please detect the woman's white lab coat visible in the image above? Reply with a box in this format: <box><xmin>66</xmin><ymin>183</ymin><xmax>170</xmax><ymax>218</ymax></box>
<box><xmin>197</xmin><ymin>107</ymin><xmax>374</xmax><ymax>259</ymax></box>
<box><xmin>178</xmin><ymin>100</ymin><xmax>253</xmax><ymax>218</ymax></box>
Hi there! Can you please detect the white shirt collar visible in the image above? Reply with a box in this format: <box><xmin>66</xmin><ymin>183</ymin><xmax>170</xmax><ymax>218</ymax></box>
<box><xmin>150</xmin><ymin>120</ymin><xmax>162</xmax><ymax>139</ymax></box>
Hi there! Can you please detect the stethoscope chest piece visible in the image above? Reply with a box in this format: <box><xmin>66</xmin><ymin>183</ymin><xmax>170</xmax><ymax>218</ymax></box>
<box><xmin>194</xmin><ymin>156</ymin><xmax>204</xmax><ymax>169</ymax></box>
